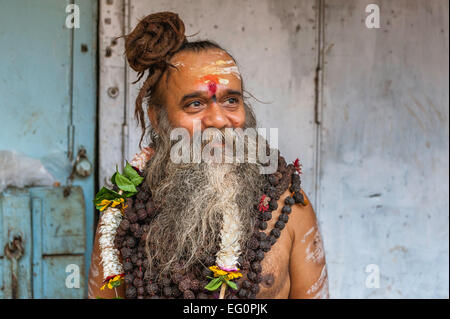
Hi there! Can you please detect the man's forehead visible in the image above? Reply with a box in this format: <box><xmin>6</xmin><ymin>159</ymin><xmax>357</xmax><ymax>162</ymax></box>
<box><xmin>169</xmin><ymin>49</ymin><xmax>241</xmax><ymax>83</ymax></box>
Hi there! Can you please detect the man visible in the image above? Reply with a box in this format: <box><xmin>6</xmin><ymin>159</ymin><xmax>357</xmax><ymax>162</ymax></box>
<box><xmin>88</xmin><ymin>12</ymin><xmax>328</xmax><ymax>299</ymax></box>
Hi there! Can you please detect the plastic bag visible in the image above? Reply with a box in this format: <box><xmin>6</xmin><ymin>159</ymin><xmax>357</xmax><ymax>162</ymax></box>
<box><xmin>0</xmin><ymin>150</ymin><xmax>55</xmax><ymax>192</ymax></box>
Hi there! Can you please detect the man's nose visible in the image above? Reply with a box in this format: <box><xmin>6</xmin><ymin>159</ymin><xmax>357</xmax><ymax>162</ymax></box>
<box><xmin>202</xmin><ymin>103</ymin><xmax>232</xmax><ymax>130</ymax></box>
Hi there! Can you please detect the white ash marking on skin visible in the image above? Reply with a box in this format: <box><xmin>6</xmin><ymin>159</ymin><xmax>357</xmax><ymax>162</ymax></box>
<box><xmin>306</xmin><ymin>265</ymin><xmax>329</xmax><ymax>299</ymax></box>
<box><xmin>305</xmin><ymin>229</ymin><xmax>325</xmax><ymax>264</ymax></box>
<box><xmin>301</xmin><ymin>226</ymin><xmax>315</xmax><ymax>243</ymax></box>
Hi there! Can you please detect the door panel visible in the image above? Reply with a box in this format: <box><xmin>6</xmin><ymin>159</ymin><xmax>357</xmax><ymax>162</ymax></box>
<box><xmin>42</xmin><ymin>255</ymin><xmax>85</xmax><ymax>299</ymax></box>
<box><xmin>30</xmin><ymin>188</ymin><xmax>86</xmax><ymax>255</ymax></box>
<box><xmin>0</xmin><ymin>188</ymin><xmax>32</xmax><ymax>299</ymax></box>
<box><xmin>0</xmin><ymin>0</ymin><xmax>97</xmax><ymax>298</ymax></box>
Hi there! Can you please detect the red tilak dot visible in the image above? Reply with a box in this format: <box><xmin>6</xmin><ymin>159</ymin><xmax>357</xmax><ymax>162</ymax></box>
<box><xmin>208</xmin><ymin>82</ymin><xmax>217</xmax><ymax>95</ymax></box>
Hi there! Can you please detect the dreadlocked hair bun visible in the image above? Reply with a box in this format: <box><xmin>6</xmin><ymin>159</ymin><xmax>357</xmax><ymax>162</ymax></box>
<box><xmin>125</xmin><ymin>12</ymin><xmax>187</xmax><ymax>148</ymax></box>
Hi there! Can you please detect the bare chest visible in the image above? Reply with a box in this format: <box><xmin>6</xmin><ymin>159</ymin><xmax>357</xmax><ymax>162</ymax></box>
<box><xmin>239</xmin><ymin>191</ymin><xmax>294</xmax><ymax>298</ymax></box>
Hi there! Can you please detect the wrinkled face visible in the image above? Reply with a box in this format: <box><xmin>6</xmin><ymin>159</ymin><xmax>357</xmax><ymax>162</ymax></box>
<box><xmin>150</xmin><ymin>49</ymin><xmax>246</xmax><ymax>135</ymax></box>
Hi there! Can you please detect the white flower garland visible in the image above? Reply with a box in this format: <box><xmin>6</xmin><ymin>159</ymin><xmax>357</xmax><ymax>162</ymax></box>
<box><xmin>215</xmin><ymin>208</ymin><xmax>242</xmax><ymax>271</ymax></box>
<box><xmin>99</xmin><ymin>206</ymin><xmax>124</xmax><ymax>280</ymax></box>
<box><xmin>210</xmin><ymin>164</ymin><xmax>242</xmax><ymax>272</ymax></box>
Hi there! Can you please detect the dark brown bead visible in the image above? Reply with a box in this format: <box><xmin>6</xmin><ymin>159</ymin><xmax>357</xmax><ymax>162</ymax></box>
<box><xmin>293</xmin><ymin>191</ymin><xmax>304</xmax><ymax>204</ymax></box>
<box><xmin>251</xmin><ymin>262</ymin><xmax>262</xmax><ymax>273</ymax></box>
<box><xmin>130</xmin><ymin>223</ymin><xmax>140</xmax><ymax>233</ymax></box>
<box><xmin>172</xmin><ymin>272</ymin><xmax>184</xmax><ymax>285</ymax></box>
<box><xmin>268</xmin><ymin>174</ymin><xmax>279</xmax><ymax>186</ymax></box>
<box><xmin>190</xmin><ymin>279</ymin><xmax>201</xmax><ymax>292</ymax></box>
<box><xmin>178</xmin><ymin>278</ymin><xmax>191</xmax><ymax>292</ymax></box>
<box><xmin>137</xmin><ymin>209</ymin><xmax>147</xmax><ymax>221</ymax></box>
<box><xmin>123</xmin><ymin>261</ymin><xmax>133</xmax><ymax>272</ymax></box>
<box><xmin>284</xmin><ymin>196</ymin><xmax>295</xmax><ymax>206</ymax></box>
<box><xmin>248</xmin><ymin>237</ymin><xmax>259</xmax><ymax>250</ymax></box>
<box><xmin>128</xmin><ymin>213</ymin><xmax>138</xmax><ymax>224</ymax></box>
<box><xmin>257</xmin><ymin>232</ymin><xmax>267</xmax><ymax>242</ymax></box>
<box><xmin>145</xmin><ymin>283</ymin><xmax>159</xmax><ymax>295</ymax></box>
<box><xmin>247</xmin><ymin>249</ymin><xmax>256</xmax><ymax>261</ymax></box>
<box><xmin>120</xmin><ymin>219</ymin><xmax>130</xmax><ymax>231</ymax></box>
<box><xmin>261</xmin><ymin>211</ymin><xmax>272</xmax><ymax>221</ymax></box>
<box><xmin>279</xmin><ymin>213</ymin><xmax>289</xmax><ymax>223</ymax></box>
<box><xmin>275</xmin><ymin>220</ymin><xmax>286</xmax><ymax>230</ymax></box>
<box><xmin>137</xmin><ymin>287</ymin><xmax>145</xmax><ymax>295</ymax></box>
<box><xmin>183</xmin><ymin>290</ymin><xmax>195</xmax><ymax>299</ymax></box>
<box><xmin>135</xmin><ymin>201</ymin><xmax>145</xmax><ymax>210</ymax></box>
<box><xmin>136</xmin><ymin>190</ymin><xmax>149</xmax><ymax>201</ymax></box>
<box><xmin>238</xmin><ymin>289</ymin><xmax>249</xmax><ymax>299</ymax></box>
<box><xmin>126</xmin><ymin>286</ymin><xmax>137</xmax><ymax>298</ymax></box>
<box><xmin>133</xmin><ymin>278</ymin><xmax>143</xmax><ymax>287</ymax></box>
<box><xmin>250</xmin><ymin>284</ymin><xmax>260</xmax><ymax>294</ymax></box>
<box><xmin>261</xmin><ymin>241</ymin><xmax>271</xmax><ymax>252</ymax></box>
<box><xmin>247</xmin><ymin>272</ymin><xmax>257</xmax><ymax>282</ymax></box>
<box><xmin>242</xmin><ymin>280</ymin><xmax>251</xmax><ymax>289</ymax></box>
<box><xmin>255</xmin><ymin>250</ymin><xmax>265</xmax><ymax>261</ymax></box>
<box><xmin>126</xmin><ymin>237</ymin><xmax>136</xmax><ymax>248</ymax></box>
<box><xmin>258</xmin><ymin>221</ymin><xmax>268</xmax><ymax>230</ymax></box>
<box><xmin>270</xmin><ymin>228</ymin><xmax>281</xmax><ymax>238</ymax></box>
<box><xmin>116</xmin><ymin>228</ymin><xmax>126</xmax><ymax>237</ymax></box>
<box><xmin>268</xmin><ymin>235</ymin><xmax>277</xmax><ymax>246</ymax></box>
<box><xmin>281</xmin><ymin>206</ymin><xmax>291</xmax><ymax>214</ymax></box>
<box><xmin>269</xmin><ymin>199</ymin><xmax>278</xmax><ymax>210</ymax></box>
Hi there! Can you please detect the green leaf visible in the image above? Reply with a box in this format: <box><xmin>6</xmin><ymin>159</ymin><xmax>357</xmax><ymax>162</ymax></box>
<box><xmin>94</xmin><ymin>187</ymin><xmax>124</xmax><ymax>205</ymax></box>
<box><xmin>110</xmin><ymin>165</ymin><xmax>119</xmax><ymax>185</ymax></box>
<box><xmin>123</xmin><ymin>162</ymin><xmax>144</xmax><ymax>186</ymax></box>
<box><xmin>204</xmin><ymin>277</ymin><xmax>222</xmax><ymax>291</ymax></box>
<box><xmin>226</xmin><ymin>280</ymin><xmax>237</xmax><ymax>290</ymax></box>
<box><xmin>114</xmin><ymin>172</ymin><xmax>137</xmax><ymax>193</ymax></box>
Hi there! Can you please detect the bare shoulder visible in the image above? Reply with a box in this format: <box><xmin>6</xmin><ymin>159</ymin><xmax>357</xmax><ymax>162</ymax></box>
<box><xmin>285</xmin><ymin>189</ymin><xmax>319</xmax><ymax>241</ymax></box>
<box><xmin>284</xmin><ymin>188</ymin><xmax>329</xmax><ymax>299</ymax></box>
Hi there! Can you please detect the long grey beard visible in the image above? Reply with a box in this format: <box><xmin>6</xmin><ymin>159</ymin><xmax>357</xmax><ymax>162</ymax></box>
<box><xmin>143</xmin><ymin>107</ymin><xmax>265</xmax><ymax>278</ymax></box>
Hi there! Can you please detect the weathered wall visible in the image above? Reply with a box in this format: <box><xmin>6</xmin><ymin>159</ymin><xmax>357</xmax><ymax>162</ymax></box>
<box><xmin>319</xmin><ymin>0</ymin><xmax>449</xmax><ymax>298</ymax></box>
<box><xmin>98</xmin><ymin>0</ymin><xmax>449</xmax><ymax>298</ymax></box>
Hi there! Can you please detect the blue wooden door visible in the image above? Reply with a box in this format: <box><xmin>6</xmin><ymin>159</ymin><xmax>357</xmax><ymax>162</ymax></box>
<box><xmin>0</xmin><ymin>0</ymin><xmax>97</xmax><ymax>298</ymax></box>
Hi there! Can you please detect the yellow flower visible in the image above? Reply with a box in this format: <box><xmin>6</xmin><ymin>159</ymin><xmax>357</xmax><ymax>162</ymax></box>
<box><xmin>209</xmin><ymin>266</ymin><xmax>242</xmax><ymax>280</ymax></box>
<box><xmin>98</xmin><ymin>198</ymin><xmax>127</xmax><ymax>213</ymax></box>
<box><xmin>111</xmin><ymin>198</ymin><xmax>124</xmax><ymax>208</ymax></box>
<box><xmin>209</xmin><ymin>266</ymin><xmax>228</xmax><ymax>277</ymax></box>
<box><xmin>100</xmin><ymin>283</ymin><xmax>107</xmax><ymax>291</ymax></box>
<box><xmin>226</xmin><ymin>272</ymin><xmax>243</xmax><ymax>280</ymax></box>
<box><xmin>98</xmin><ymin>199</ymin><xmax>111</xmax><ymax>212</ymax></box>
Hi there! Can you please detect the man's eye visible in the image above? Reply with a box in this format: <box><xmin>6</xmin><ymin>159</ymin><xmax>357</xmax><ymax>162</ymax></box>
<box><xmin>186</xmin><ymin>100</ymin><xmax>202</xmax><ymax>108</ymax></box>
<box><xmin>223</xmin><ymin>97</ymin><xmax>239</xmax><ymax>106</ymax></box>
